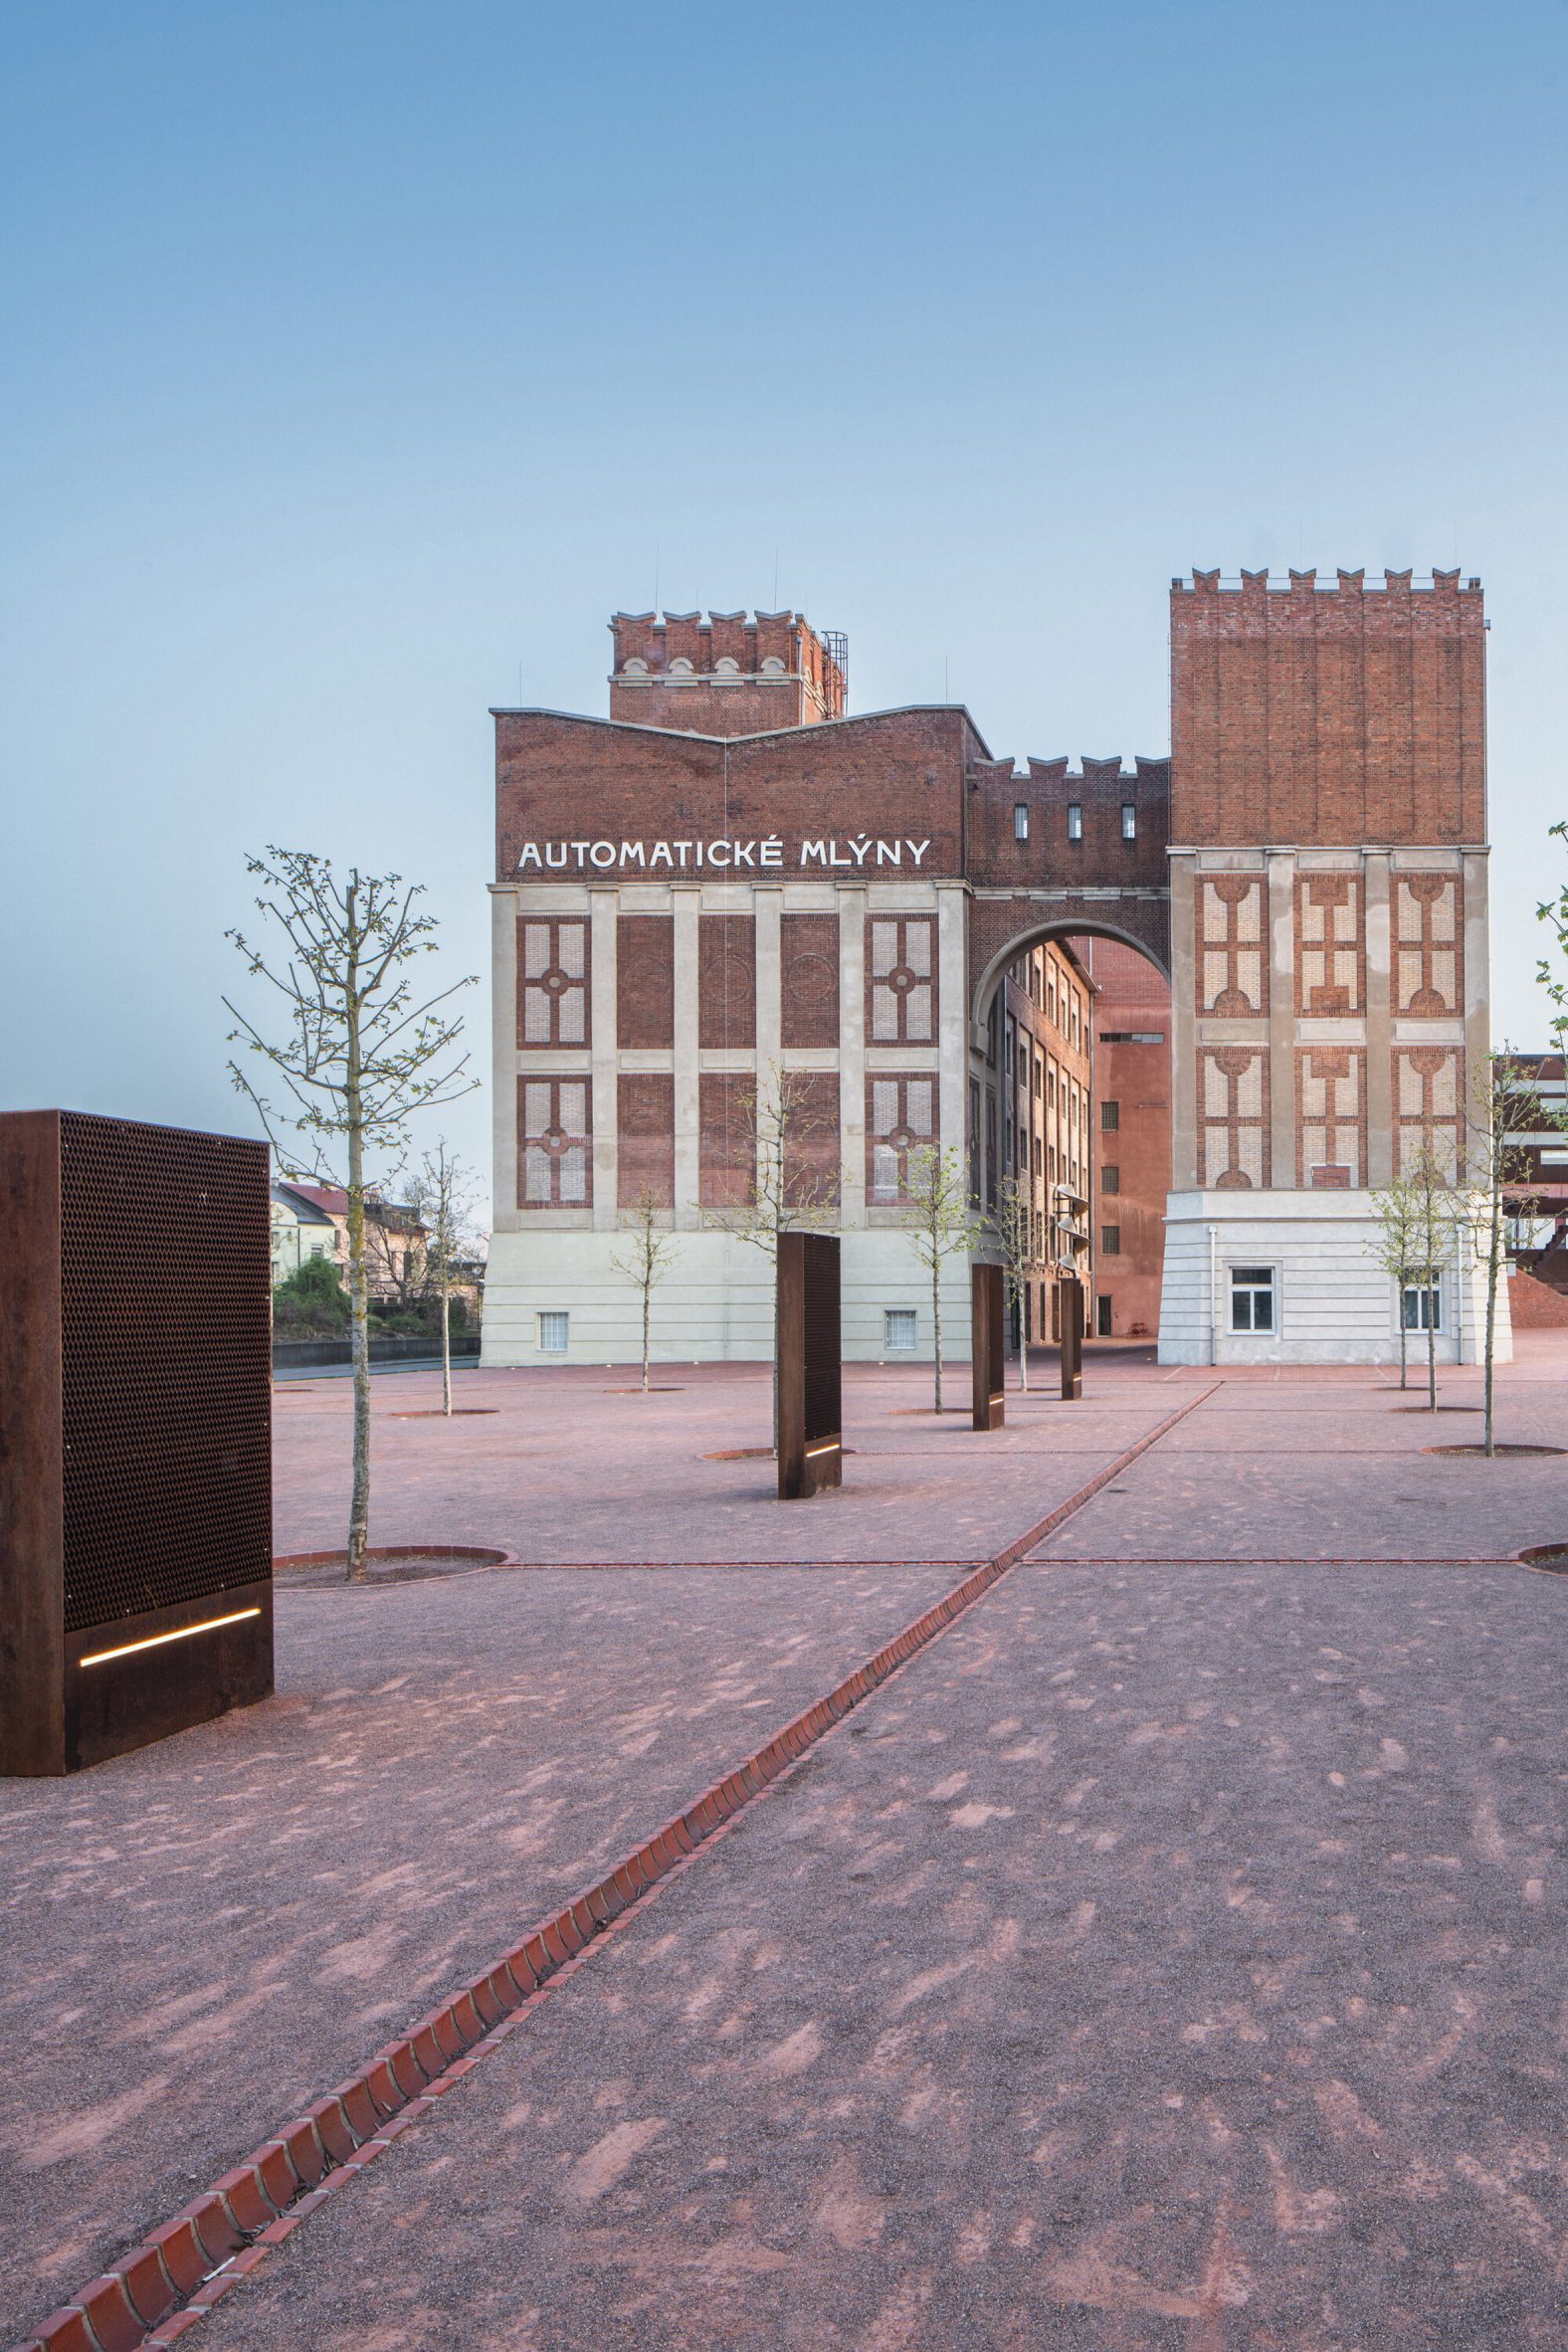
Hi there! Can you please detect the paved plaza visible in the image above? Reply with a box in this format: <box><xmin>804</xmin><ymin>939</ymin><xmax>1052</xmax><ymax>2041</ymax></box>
<box><xmin>5</xmin><ymin>1340</ymin><xmax>1567</xmax><ymax>2348</ymax></box>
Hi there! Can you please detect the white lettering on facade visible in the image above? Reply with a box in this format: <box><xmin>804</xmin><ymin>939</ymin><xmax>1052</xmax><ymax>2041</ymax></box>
<box><xmin>513</xmin><ymin>835</ymin><xmax>939</xmax><ymax>876</ymax></box>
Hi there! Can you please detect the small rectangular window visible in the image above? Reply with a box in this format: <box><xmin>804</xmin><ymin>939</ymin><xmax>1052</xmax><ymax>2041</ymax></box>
<box><xmin>1100</xmin><ymin>1099</ymin><xmax>1120</xmax><ymax>1132</ymax></box>
<box><xmin>1401</xmin><ymin>1279</ymin><xmax>1443</xmax><ymax>1332</ymax></box>
<box><xmin>884</xmin><ymin>1307</ymin><xmax>917</xmax><ymax>1351</ymax></box>
<box><xmin>1101</xmin><ymin>1224</ymin><xmax>1121</xmax><ymax>1256</ymax></box>
<box><xmin>538</xmin><ymin>1310</ymin><xmax>570</xmax><ymax>1353</ymax></box>
<box><xmin>1121</xmin><ymin>803</ymin><xmax>1136</xmax><ymax>840</ymax></box>
<box><xmin>1101</xmin><ymin>1165</ymin><xmax>1120</xmax><ymax>1194</ymax></box>
<box><xmin>1230</xmin><ymin>1267</ymin><xmax>1274</xmax><ymax>1334</ymax></box>
<box><xmin>1014</xmin><ymin>803</ymin><xmax>1029</xmax><ymax>842</ymax></box>
<box><xmin>1067</xmin><ymin>804</ymin><xmax>1083</xmax><ymax>842</ymax></box>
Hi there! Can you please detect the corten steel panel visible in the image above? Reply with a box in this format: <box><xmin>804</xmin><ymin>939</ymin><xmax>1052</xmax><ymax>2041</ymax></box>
<box><xmin>1060</xmin><ymin>1275</ymin><xmax>1083</xmax><ymax>1402</ymax></box>
<box><xmin>0</xmin><ymin>1110</ymin><xmax>274</xmax><ymax>1776</ymax></box>
<box><xmin>775</xmin><ymin>1232</ymin><xmax>842</xmax><ymax>1499</ymax></box>
<box><xmin>971</xmin><ymin>1264</ymin><xmax>1005</xmax><ymax>1431</ymax></box>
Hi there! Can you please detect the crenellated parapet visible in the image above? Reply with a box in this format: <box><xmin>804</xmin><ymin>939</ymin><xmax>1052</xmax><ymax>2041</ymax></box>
<box><xmin>608</xmin><ymin>609</ymin><xmax>847</xmax><ymax>735</ymax></box>
<box><xmin>967</xmin><ymin>753</ymin><xmax>1170</xmax><ymax>889</ymax></box>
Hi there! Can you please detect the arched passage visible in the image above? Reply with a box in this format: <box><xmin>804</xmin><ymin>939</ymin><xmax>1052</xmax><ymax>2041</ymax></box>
<box><xmin>966</xmin><ymin>903</ymin><xmax>1173</xmax><ymax>1351</ymax></box>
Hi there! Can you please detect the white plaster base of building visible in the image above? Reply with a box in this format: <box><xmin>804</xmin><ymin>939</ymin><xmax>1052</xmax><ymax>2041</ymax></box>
<box><xmin>1156</xmin><ymin>1189</ymin><xmax>1513</xmax><ymax>1368</ymax></box>
<box><xmin>483</xmin><ymin>1227</ymin><xmax>976</xmax><ymax>1369</ymax></box>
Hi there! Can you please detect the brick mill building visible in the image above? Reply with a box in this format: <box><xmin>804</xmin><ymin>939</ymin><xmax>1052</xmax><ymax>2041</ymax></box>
<box><xmin>486</xmin><ymin>574</ymin><xmax>1504</xmax><ymax>1368</ymax></box>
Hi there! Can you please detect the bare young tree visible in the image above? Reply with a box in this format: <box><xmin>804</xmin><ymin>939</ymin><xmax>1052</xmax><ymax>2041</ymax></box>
<box><xmin>1394</xmin><ymin>1144</ymin><xmax>1465</xmax><ymax>1413</ymax></box>
<box><xmin>1537</xmin><ymin>818</ymin><xmax>1568</xmax><ymax>1064</ymax></box>
<box><xmin>402</xmin><ymin>1141</ymin><xmax>485</xmax><ymax>1418</ymax></box>
<box><xmin>993</xmin><ymin>1171</ymin><xmax>1035</xmax><ymax>1392</ymax></box>
<box><xmin>710</xmin><ymin>1063</ymin><xmax>837</xmax><ymax>1437</ymax></box>
<box><xmin>225</xmin><ymin>850</ymin><xmax>476</xmax><ymax>1578</ymax></box>
<box><xmin>901</xmin><ymin>1143</ymin><xmax>985</xmax><ymax>1414</ymax></box>
<box><xmin>610</xmin><ymin>1187</ymin><xmax>682</xmax><ymax>1393</ymax></box>
<box><xmin>1366</xmin><ymin>1167</ymin><xmax>1427</xmax><ymax>1391</ymax></box>
<box><xmin>1459</xmin><ymin>1055</ymin><xmax>1543</xmax><ymax>1459</ymax></box>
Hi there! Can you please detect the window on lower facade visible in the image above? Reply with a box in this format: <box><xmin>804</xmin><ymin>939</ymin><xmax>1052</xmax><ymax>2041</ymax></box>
<box><xmin>1230</xmin><ymin>1266</ymin><xmax>1275</xmax><ymax>1333</ymax></box>
<box><xmin>1401</xmin><ymin>1277</ymin><xmax>1443</xmax><ymax>1332</ymax></box>
<box><xmin>1101</xmin><ymin>1164</ymin><xmax>1120</xmax><ymax>1194</ymax></box>
<box><xmin>1101</xmin><ymin>1224</ymin><xmax>1121</xmax><ymax>1257</ymax></box>
<box><xmin>1100</xmin><ymin>1099</ymin><xmax>1120</xmax><ymax>1133</ymax></box>
<box><xmin>884</xmin><ymin>1308</ymin><xmax>917</xmax><ymax>1351</ymax></box>
<box><xmin>538</xmin><ymin>1310</ymin><xmax>570</xmax><ymax>1353</ymax></box>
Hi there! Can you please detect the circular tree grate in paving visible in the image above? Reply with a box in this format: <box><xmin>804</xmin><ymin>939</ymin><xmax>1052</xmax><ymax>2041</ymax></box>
<box><xmin>1390</xmin><ymin>1403</ymin><xmax>1482</xmax><ymax>1413</ymax></box>
<box><xmin>274</xmin><ymin>1544</ymin><xmax>518</xmax><ymax>1588</ymax></box>
<box><xmin>1424</xmin><ymin>1444</ymin><xmax>1564</xmax><ymax>1459</ymax></box>
<box><xmin>386</xmin><ymin>1408</ymin><xmax>499</xmax><ymax>1419</ymax></box>
<box><xmin>1519</xmin><ymin>1543</ymin><xmax>1568</xmax><ymax>1573</ymax></box>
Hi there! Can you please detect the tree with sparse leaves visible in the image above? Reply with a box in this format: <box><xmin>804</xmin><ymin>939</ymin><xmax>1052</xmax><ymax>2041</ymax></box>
<box><xmin>710</xmin><ymin>1063</ymin><xmax>837</xmax><ymax>1438</ymax></box>
<box><xmin>1367</xmin><ymin>1167</ymin><xmax>1428</xmax><ymax>1392</ymax></box>
<box><xmin>992</xmin><ymin>1172</ymin><xmax>1035</xmax><ymax>1392</ymax></box>
<box><xmin>401</xmin><ymin>1141</ymin><xmax>486</xmax><ymax>1419</ymax></box>
<box><xmin>1372</xmin><ymin>1144</ymin><xmax>1465</xmax><ymax>1413</ymax></box>
<box><xmin>225</xmin><ymin>850</ymin><xmax>476</xmax><ymax>1578</ymax></box>
<box><xmin>611</xmin><ymin>1186</ymin><xmax>682</xmax><ymax>1394</ymax></box>
<box><xmin>1459</xmin><ymin>1056</ymin><xmax>1543</xmax><ymax>1459</ymax></box>
<box><xmin>901</xmin><ymin>1144</ymin><xmax>985</xmax><ymax>1414</ymax></box>
<box><xmin>1538</xmin><ymin>820</ymin><xmax>1568</xmax><ymax>1067</ymax></box>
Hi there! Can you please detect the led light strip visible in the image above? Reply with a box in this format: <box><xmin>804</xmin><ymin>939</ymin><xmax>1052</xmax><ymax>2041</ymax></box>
<box><xmin>78</xmin><ymin>1607</ymin><xmax>262</xmax><ymax>1667</ymax></box>
<box><xmin>803</xmin><ymin>1438</ymin><xmax>842</xmax><ymax>1460</ymax></box>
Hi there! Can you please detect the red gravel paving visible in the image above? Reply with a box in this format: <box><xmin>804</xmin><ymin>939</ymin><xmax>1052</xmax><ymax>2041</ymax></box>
<box><xmin>193</xmin><ymin>1547</ymin><xmax>1568</xmax><ymax>2351</ymax></box>
<box><xmin>0</xmin><ymin>1559</ymin><xmax>967</xmax><ymax>2340</ymax></box>
<box><xmin>7</xmin><ymin>1338</ymin><xmax>1567</xmax><ymax>2348</ymax></box>
<box><xmin>270</xmin><ymin>1362</ymin><xmax>1189</xmax><ymax>1565</ymax></box>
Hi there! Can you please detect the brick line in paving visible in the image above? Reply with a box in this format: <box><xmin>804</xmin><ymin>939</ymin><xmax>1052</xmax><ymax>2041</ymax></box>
<box><xmin>7</xmin><ymin>1390</ymin><xmax>1218</xmax><ymax>2352</ymax></box>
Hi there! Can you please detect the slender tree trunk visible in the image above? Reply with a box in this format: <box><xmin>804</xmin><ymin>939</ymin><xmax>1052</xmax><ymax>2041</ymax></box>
<box><xmin>345</xmin><ymin>975</ymin><xmax>372</xmax><ymax>1579</ymax></box>
<box><xmin>440</xmin><ymin>1280</ymin><xmax>452</xmax><ymax>1418</ymax></box>
<box><xmin>1426</xmin><ymin>1283</ymin><xmax>1438</xmax><ymax>1411</ymax></box>
<box><xmin>1019</xmin><ymin>1287</ymin><xmax>1029</xmax><ymax>1393</ymax></box>
<box><xmin>932</xmin><ymin>1253</ymin><xmax>943</xmax><ymax>1414</ymax></box>
<box><xmin>1398</xmin><ymin>1272</ymin><xmax>1409</xmax><ymax>1390</ymax></box>
<box><xmin>1483</xmin><ymin>1184</ymin><xmax>1499</xmax><ymax>1460</ymax></box>
<box><xmin>641</xmin><ymin>1269</ymin><xmax>651</xmax><ymax>1393</ymax></box>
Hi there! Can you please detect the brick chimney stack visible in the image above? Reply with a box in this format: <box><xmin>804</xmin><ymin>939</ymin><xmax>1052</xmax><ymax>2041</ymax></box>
<box><xmin>608</xmin><ymin>609</ymin><xmax>848</xmax><ymax>736</ymax></box>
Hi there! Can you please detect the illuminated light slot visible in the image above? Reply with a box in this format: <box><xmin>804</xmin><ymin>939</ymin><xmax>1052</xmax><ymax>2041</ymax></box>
<box><xmin>78</xmin><ymin>1608</ymin><xmax>262</xmax><ymax>1668</ymax></box>
<box><xmin>803</xmin><ymin>1439</ymin><xmax>841</xmax><ymax>1461</ymax></box>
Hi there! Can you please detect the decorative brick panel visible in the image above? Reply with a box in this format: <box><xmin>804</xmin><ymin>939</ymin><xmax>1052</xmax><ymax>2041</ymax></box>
<box><xmin>780</xmin><ymin>912</ymin><xmax>841</xmax><ymax>1049</ymax></box>
<box><xmin>868</xmin><ymin>915</ymin><xmax>936</xmax><ymax>1044</ymax></box>
<box><xmin>1197</xmin><ymin>878</ymin><xmax>1267</xmax><ymax>1016</ymax></box>
<box><xmin>1395</xmin><ymin>1044</ymin><xmax>1463</xmax><ymax>1177</ymax></box>
<box><xmin>1198</xmin><ymin>1047</ymin><xmax>1270</xmax><ymax>1188</ymax></box>
<box><xmin>698</xmin><ymin>1073</ymin><xmax>752</xmax><ymax>1209</ymax></box>
<box><xmin>618</xmin><ymin>1075</ymin><xmax>675</xmax><ymax>1209</ymax></box>
<box><xmin>1394</xmin><ymin>874</ymin><xmax>1463</xmax><ymax>1016</ymax></box>
<box><xmin>698</xmin><ymin>916</ymin><xmax>756</xmax><ymax>1051</ymax></box>
<box><xmin>517</xmin><ymin>1077</ymin><xmax>591</xmax><ymax>1208</ymax></box>
<box><xmin>617</xmin><ymin>915</ymin><xmax>674</xmax><ymax>1049</ymax></box>
<box><xmin>867</xmin><ymin>1074</ymin><xmax>937</xmax><ymax>1204</ymax></box>
<box><xmin>1295</xmin><ymin>875</ymin><xmax>1363</xmax><ymax>1016</ymax></box>
<box><xmin>1296</xmin><ymin>1046</ymin><xmax>1365</xmax><ymax>1186</ymax></box>
<box><xmin>517</xmin><ymin>918</ymin><xmax>588</xmax><ymax>1047</ymax></box>
<box><xmin>784</xmin><ymin>1071</ymin><xmax>841</xmax><ymax>1208</ymax></box>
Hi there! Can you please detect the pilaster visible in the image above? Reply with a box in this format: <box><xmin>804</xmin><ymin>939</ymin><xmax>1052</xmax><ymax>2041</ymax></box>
<box><xmin>838</xmin><ymin>886</ymin><xmax>867</xmax><ymax>1225</ymax></box>
<box><xmin>936</xmin><ymin>882</ymin><xmax>968</xmax><ymax>1159</ymax></box>
<box><xmin>673</xmin><ymin>887</ymin><xmax>701</xmax><ymax>1228</ymax></box>
<box><xmin>490</xmin><ymin>886</ymin><xmax>518</xmax><ymax>1230</ymax></box>
<box><xmin>1268</xmin><ymin>851</ymin><xmax>1296</xmax><ymax>1185</ymax></box>
<box><xmin>589</xmin><ymin>888</ymin><xmax>618</xmax><ymax>1228</ymax></box>
<box><xmin>1168</xmin><ymin>853</ymin><xmax>1197</xmax><ymax>1188</ymax></box>
<box><xmin>1364</xmin><ymin>851</ymin><xmax>1393</xmax><ymax>1186</ymax></box>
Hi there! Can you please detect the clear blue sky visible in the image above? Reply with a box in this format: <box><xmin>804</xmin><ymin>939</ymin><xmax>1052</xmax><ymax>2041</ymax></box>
<box><xmin>4</xmin><ymin>1</ymin><xmax>1565</xmax><ymax>1208</ymax></box>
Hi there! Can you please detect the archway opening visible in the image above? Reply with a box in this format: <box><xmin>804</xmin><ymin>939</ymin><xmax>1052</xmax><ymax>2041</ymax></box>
<box><xmin>970</xmin><ymin>918</ymin><xmax>1173</xmax><ymax>1354</ymax></box>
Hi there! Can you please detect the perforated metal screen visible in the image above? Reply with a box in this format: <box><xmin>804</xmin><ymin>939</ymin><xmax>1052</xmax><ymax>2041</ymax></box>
<box><xmin>60</xmin><ymin>1113</ymin><xmax>272</xmax><ymax>1633</ymax></box>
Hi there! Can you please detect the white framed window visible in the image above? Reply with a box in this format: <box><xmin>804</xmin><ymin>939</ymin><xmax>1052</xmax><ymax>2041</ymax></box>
<box><xmin>884</xmin><ymin>1307</ymin><xmax>917</xmax><ymax>1351</ymax></box>
<box><xmin>1067</xmin><ymin>803</ymin><xmax>1083</xmax><ymax>842</ymax></box>
<box><xmin>538</xmin><ymin>1310</ymin><xmax>570</xmax><ymax>1353</ymax></box>
<box><xmin>1230</xmin><ymin>1266</ymin><xmax>1275</xmax><ymax>1334</ymax></box>
<box><xmin>1121</xmin><ymin>803</ymin><xmax>1136</xmax><ymax>840</ymax></box>
<box><xmin>1014</xmin><ymin>803</ymin><xmax>1030</xmax><ymax>841</ymax></box>
<box><xmin>1401</xmin><ymin>1277</ymin><xmax>1443</xmax><ymax>1332</ymax></box>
